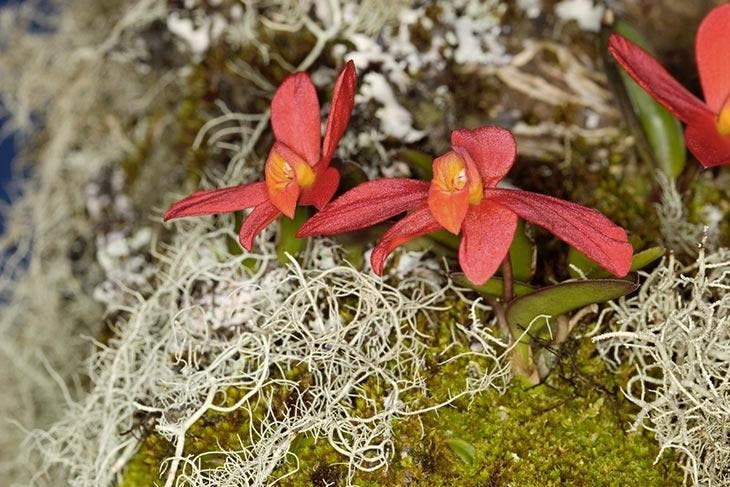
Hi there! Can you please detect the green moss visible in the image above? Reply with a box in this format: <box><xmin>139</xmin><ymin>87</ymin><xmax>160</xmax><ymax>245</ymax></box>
<box><xmin>118</xmin><ymin>297</ymin><xmax>681</xmax><ymax>486</ymax></box>
<box><xmin>271</xmin><ymin>337</ymin><xmax>681</xmax><ymax>487</ymax></box>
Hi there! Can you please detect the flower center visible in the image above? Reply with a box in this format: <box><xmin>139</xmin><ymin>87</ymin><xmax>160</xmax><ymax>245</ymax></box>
<box><xmin>266</xmin><ymin>149</ymin><xmax>316</xmax><ymax>191</ymax></box>
<box><xmin>717</xmin><ymin>104</ymin><xmax>730</xmax><ymax>137</ymax></box>
<box><xmin>432</xmin><ymin>152</ymin><xmax>483</xmax><ymax>205</ymax></box>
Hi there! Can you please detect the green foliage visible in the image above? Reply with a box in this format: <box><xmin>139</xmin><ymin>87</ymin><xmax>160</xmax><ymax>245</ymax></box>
<box><xmin>505</xmin><ymin>279</ymin><xmax>637</xmax><ymax>333</ymax></box>
<box><xmin>568</xmin><ymin>245</ymin><xmax>664</xmax><ymax>279</ymax></box>
<box><xmin>612</xmin><ymin>20</ymin><xmax>686</xmax><ymax>179</ymax></box>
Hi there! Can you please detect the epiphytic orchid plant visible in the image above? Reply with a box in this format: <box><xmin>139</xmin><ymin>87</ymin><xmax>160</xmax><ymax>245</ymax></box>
<box><xmin>609</xmin><ymin>3</ymin><xmax>730</xmax><ymax>168</ymax></box>
<box><xmin>164</xmin><ymin>61</ymin><xmax>357</xmax><ymax>250</ymax></box>
<box><xmin>298</xmin><ymin>126</ymin><xmax>633</xmax><ymax>286</ymax></box>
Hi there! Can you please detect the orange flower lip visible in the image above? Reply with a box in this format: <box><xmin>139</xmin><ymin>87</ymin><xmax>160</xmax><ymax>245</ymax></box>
<box><xmin>427</xmin><ymin>151</ymin><xmax>484</xmax><ymax>234</ymax></box>
<box><xmin>265</xmin><ymin>145</ymin><xmax>317</xmax><ymax>218</ymax></box>
<box><xmin>717</xmin><ymin>104</ymin><xmax>730</xmax><ymax>136</ymax></box>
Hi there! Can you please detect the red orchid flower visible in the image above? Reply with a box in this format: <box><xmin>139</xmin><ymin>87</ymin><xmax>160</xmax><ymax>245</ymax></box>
<box><xmin>164</xmin><ymin>61</ymin><xmax>357</xmax><ymax>250</ymax></box>
<box><xmin>298</xmin><ymin>126</ymin><xmax>633</xmax><ymax>285</ymax></box>
<box><xmin>608</xmin><ymin>3</ymin><xmax>730</xmax><ymax>168</ymax></box>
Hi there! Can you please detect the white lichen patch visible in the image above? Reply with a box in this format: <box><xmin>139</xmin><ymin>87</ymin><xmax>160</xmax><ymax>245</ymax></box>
<box><xmin>594</xmin><ymin>247</ymin><xmax>730</xmax><ymax>486</ymax></box>
<box><xmin>554</xmin><ymin>0</ymin><xmax>604</xmax><ymax>33</ymax></box>
<box><xmin>28</xmin><ymin>223</ymin><xmax>510</xmax><ymax>486</ymax></box>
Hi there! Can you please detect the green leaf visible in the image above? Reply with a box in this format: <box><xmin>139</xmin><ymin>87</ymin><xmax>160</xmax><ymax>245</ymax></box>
<box><xmin>334</xmin><ymin>160</ymin><xmax>368</xmax><ymax>192</ymax></box>
<box><xmin>505</xmin><ymin>279</ymin><xmax>638</xmax><ymax>330</ymax></box>
<box><xmin>613</xmin><ymin>20</ymin><xmax>686</xmax><ymax>179</ymax></box>
<box><xmin>276</xmin><ymin>206</ymin><xmax>310</xmax><ymax>264</ymax></box>
<box><xmin>451</xmin><ymin>272</ymin><xmax>536</xmax><ymax>298</ymax></box>
<box><xmin>568</xmin><ymin>246</ymin><xmax>664</xmax><ymax>279</ymax></box>
<box><xmin>397</xmin><ymin>148</ymin><xmax>433</xmax><ymax>180</ymax></box>
<box><xmin>508</xmin><ymin>220</ymin><xmax>536</xmax><ymax>282</ymax></box>
<box><xmin>428</xmin><ymin>229</ymin><xmax>460</xmax><ymax>251</ymax></box>
<box><xmin>445</xmin><ymin>438</ymin><xmax>476</xmax><ymax>465</ymax></box>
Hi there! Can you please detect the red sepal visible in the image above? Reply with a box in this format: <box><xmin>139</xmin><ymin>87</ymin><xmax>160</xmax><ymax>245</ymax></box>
<box><xmin>608</xmin><ymin>33</ymin><xmax>709</xmax><ymax>125</ymax></box>
<box><xmin>271</xmin><ymin>72</ymin><xmax>321</xmax><ymax>165</ymax></box>
<box><xmin>459</xmin><ymin>200</ymin><xmax>518</xmax><ymax>285</ymax></box>
<box><xmin>370</xmin><ymin>205</ymin><xmax>442</xmax><ymax>275</ymax></box>
<box><xmin>299</xmin><ymin>166</ymin><xmax>341</xmax><ymax>209</ymax></box>
<box><xmin>321</xmin><ymin>61</ymin><xmax>357</xmax><ymax>168</ymax></box>
<box><xmin>297</xmin><ymin>178</ymin><xmax>429</xmax><ymax>237</ymax></box>
<box><xmin>238</xmin><ymin>201</ymin><xmax>281</xmax><ymax>251</ymax></box>
<box><xmin>164</xmin><ymin>182</ymin><xmax>267</xmax><ymax>221</ymax></box>
<box><xmin>696</xmin><ymin>3</ymin><xmax>730</xmax><ymax>112</ymax></box>
<box><xmin>451</xmin><ymin>126</ymin><xmax>516</xmax><ymax>187</ymax></box>
<box><xmin>685</xmin><ymin>115</ymin><xmax>730</xmax><ymax>168</ymax></box>
<box><xmin>485</xmin><ymin>188</ymin><xmax>633</xmax><ymax>277</ymax></box>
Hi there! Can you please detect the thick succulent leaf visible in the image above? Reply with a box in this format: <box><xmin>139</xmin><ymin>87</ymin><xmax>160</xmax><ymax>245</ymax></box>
<box><xmin>508</xmin><ymin>219</ymin><xmax>536</xmax><ymax>282</ymax></box>
<box><xmin>569</xmin><ymin>245</ymin><xmax>664</xmax><ymax>279</ymax></box>
<box><xmin>505</xmin><ymin>279</ymin><xmax>638</xmax><ymax>330</ymax></box>
<box><xmin>613</xmin><ymin>20</ymin><xmax>686</xmax><ymax>178</ymax></box>
<box><xmin>396</xmin><ymin>148</ymin><xmax>433</xmax><ymax>180</ymax></box>
<box><xmin>334</xmin><ymin>160</ymin><xmax>369</xmax><ymax>192</ymax></box>
<box><xmin>451</xmin><ymin>272</ymin><xmax>535</xmax><ymax>298</ymax></box>
<box><xmin>297</xmin><ymin>179</ymin><xmax>429</xmax><ymax>236</ymax></box>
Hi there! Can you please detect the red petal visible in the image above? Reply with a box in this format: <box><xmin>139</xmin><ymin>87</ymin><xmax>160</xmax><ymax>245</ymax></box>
<box><xmin>428</xmin><ymin>152</ymin><xmax>470</xmax><ymax>234</ymax></box>
<box><xmin>164</xmin><ymin>182</ymin><xmax>267</xmax><ymax>221</ymax></box>
<box><xmin>451</xmin><ymin>126</ymin><xmax>516</xmax><ymax>187</ymax></box>
<box><xmin>370</xmin><ymin>205</ymin><xmax>441</xmax><ymax>275</ymax></box>
<box><xmin>685</xmin><ymin>115</ymin><xmax>730</xmax><ymax>168</ymax></box>
<box><xmin>608</xmin><ymin>33</ymin><xmax>710</xmax><ymax>124</ymax></box>
<box><xmin>696</xmin><ymin>3</ymin><xmax>730</xmax><ymax>112</ymax></box>
<box><xmin>485</xmin><ymin>188</ymin><xmax>633</xmax><ymax>277</ymax></box>
<box><xmin>299</xmin><ymin>166</ymin><xmax>340</xmax><ymax>209</ymax></box>
<box><xmin>459</xmin><ymin>201</ymin><xmax>518</xmax><ymax>285</ymax></box>
<box><xmin>271</xmin><ymin>72</ymin><xmax>321</xmax><ymax>165</ymax></box>
<box><xmin>320</xmin><ymin>61</ymin><xmax>357</xmax><ymax>168</ymax></box>
<box><xmin>238</xmin><ymin>201</ymin><xmax>280</xmax><ymax>251</ymax></box>
<box><xmin>297</xmin><ymin>178</ymin><xmax>429</xmax><ymax>237</ymax></box>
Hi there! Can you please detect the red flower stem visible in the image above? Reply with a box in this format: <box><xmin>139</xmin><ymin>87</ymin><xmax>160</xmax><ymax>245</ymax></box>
<box><xmin>501</xmin><ymin>255</ymin><xmax>514</xmax><ymax>303</ymax></box>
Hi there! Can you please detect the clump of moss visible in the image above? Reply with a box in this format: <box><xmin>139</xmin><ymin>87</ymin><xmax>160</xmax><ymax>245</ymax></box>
<box><xmin>270</xmin><ymin>337</ymin><xmax>681</xmax><ymax>486</ymax></box>
<box><xmin>119</xmin><ymin>297</ymin><xmax>682</xmax><ymax>486</ymax></box>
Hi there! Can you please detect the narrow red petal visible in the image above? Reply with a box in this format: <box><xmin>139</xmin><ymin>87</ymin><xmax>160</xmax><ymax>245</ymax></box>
<box><xmin>296</xmin><ymin>178</ymin><xmax>429</xmax><ymax>237</ymax></box>
<box><xmin>271</xmin><ymin>72</ymin><xmax>321</xmax><ymax>165</ymax></box>
<box><xmin>299</xmin><ymin>166</ymin><xmax>340</xmax><ymax>209</ymax></box>
<box><xmin>485</xmin><ymin>188</ymin><xmax>633</xmax><ymax>277</ymax></box>
<box><xmin>459</xmin><ymin>201</ymin><xmax>518</xmax><ymax>285</ymax></box>
<box><xmin>696</xmin><ymin>3</ymin><xmax>730</xmax><ymax>112</ymax></box>
<box><xmin>451</xmin><ymin>126</ymin><xmax>516</xmax><ymax>187</ymax></box>
<box><xmin>608</xmin><ymin>33</ymin><xmax>709</xmax><ymax>124</ymax></box>
<box><xmin>370</xmin><ymin>205</ymin><xmax>442</xmax><ymax>275</ymax></box>
<box><xmin>238</xmin><ymin>201</ymin><xmax>280</xmax><ymax>251</ymax></box>
<box><xmin>164</xmin><ymin>182</ymin><xmax>267</xmax><ymax>221</ymax></box>
<box><xmin>685</xmin><ymin>115</ymin><xmax>730</xmax><ymax>168</ymax></box>
<box><xmin>320</xmin><ymin>61</ymin><xmax>357</xmax><ymax>168</ymax></box>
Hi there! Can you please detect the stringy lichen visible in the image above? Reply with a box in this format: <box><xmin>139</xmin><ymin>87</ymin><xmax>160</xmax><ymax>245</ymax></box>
<box><xmin>595</xmin><ymin>246</ymin><xmax>730</xmax><ymax>485</ymax></box>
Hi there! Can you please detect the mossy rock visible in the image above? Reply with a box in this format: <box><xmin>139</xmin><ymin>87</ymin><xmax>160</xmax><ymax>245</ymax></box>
<box><xmin>119</xmin><ymin>328</ymin><xmax>682</xmax><ymax>486</ymax></box>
